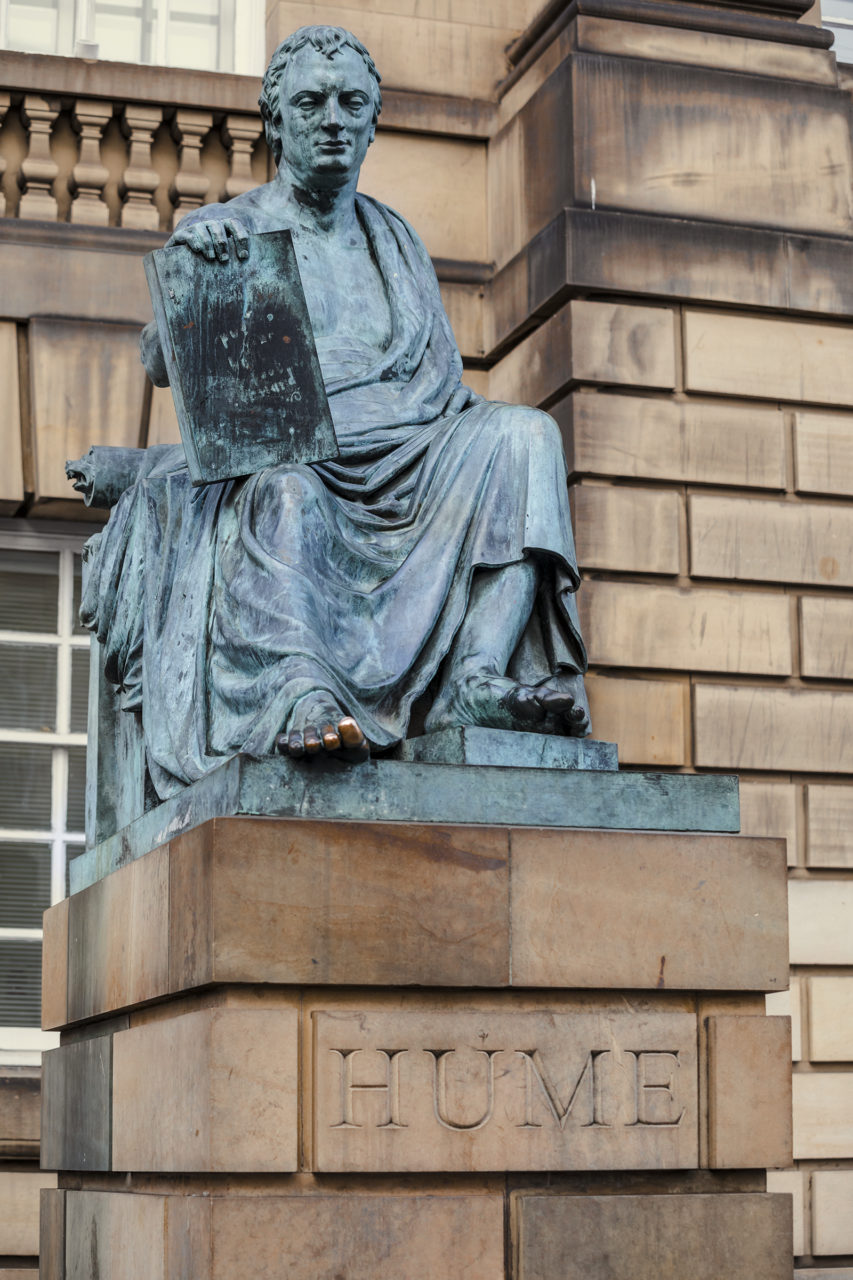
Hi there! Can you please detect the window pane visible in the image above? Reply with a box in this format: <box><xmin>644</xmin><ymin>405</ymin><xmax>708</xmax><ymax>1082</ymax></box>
<box><xmin>72</xmin><ymin>554</ymin><xmax>87</xmax><ymax>635</ymax></box>
<box><xmin>67</xmin><ymin>746</ymin><xmax>87</xmax><ymax>833</ymax></box>
<box><xmin>169</xmin><ymin>19</ymin><xmax>218</xmax><ymax>69</ymax></box>
<box><xmin>7</xmin><ymin>0</ymin><xmax>60</xmax><ymax>55</ymax></box>
<box><xmin>0</xmin><ymin>843</ymin><xmax>51</xmax><ymax>927</ymax></box>
<box><xmin>0</xmin><ymin>938</ymin><xmax>42</xmax><ymax>1027</ymax></box>
<box><xmin>0</xmin><ymin>550</ymin><xmax>59</xmax><ymax>633</ymax></box>
<box><xmin>0</xmin><ymin>743</ymin><xmax>53</xmax><ymax>828</ymax></box>
<box><xmin>0</xmin><ymin>645</ymin><xmax>57</xmax><ymax>732</ymax></box>
<box><xmin>70</xmin><ymin>648</ymin><xmax>90</xmax><ymax>734</ymax></box>
<box><xmin>828</xmin><ymin>23</ymin><xmax>853</xmax><ymax>61</ymax></box>
<box><xmin>94</xmin><ymin>7</ymin><xmax>145</xmax><ymax>62</ymax></box>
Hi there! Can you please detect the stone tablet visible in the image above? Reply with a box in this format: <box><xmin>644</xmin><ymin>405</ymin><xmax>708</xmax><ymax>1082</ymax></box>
<box><xmin>144</xmin><ymin>230</ymin><xmax>338</xmax><ymax>485</ymax></box>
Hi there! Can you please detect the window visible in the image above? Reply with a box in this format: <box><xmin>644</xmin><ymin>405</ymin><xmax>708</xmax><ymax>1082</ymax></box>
<box><xmin>825</xmin><ymin>0</ymin><xmax>853</xmax><ymax>63</ymax></box>
<box><xmin>0</xmin><ymin>0</ymin><xmax>264</xmax><ymax>74</ymax></box>
<box><xmin>0</xmin><ymin>531</ymin><xmax>89</xmax><ymax>1064</ymax></box>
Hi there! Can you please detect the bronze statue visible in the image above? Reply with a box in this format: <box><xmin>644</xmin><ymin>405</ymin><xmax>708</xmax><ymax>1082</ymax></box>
<box><xmin>71</xmin><ymin>25</ymin><xmax>589</xmax><ymax>798</ymax></box>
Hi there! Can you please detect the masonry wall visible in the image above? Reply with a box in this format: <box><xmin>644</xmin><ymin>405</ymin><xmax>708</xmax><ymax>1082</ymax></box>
<box><xmin>0</xmin><ymin>0</ymin><xmax>852</xmax><ymax>1270</ymax></box>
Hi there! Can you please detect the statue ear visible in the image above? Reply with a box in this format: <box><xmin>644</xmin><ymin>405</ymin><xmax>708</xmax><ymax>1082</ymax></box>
<box><xmin>368</xmin><ymin>124</ymin><xmax>376</xmax><ymax>146</ymax></box>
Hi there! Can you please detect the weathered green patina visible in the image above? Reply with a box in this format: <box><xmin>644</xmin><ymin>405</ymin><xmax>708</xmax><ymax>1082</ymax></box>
<box><xmin>67</xmin><ymin>24</ymin><xmax>592</xmax><ymax>822</ymax></box>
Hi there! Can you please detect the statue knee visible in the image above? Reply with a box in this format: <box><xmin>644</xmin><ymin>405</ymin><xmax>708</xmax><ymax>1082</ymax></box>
<box><xmin>254</xmin><ymin>465</ymin><xmax>323</xmax><ymax>545</ymax></box>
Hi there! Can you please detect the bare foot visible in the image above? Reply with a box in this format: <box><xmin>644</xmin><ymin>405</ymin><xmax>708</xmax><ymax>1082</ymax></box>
<box><xmin>425</xmin><ymin>673</ymin><xmax>589</xmax><ymax>738</ymax></box>
<box><xmin>275</xmin><ymin>692</ymin><xmax>369</xmax><ymax>763</ymax></box>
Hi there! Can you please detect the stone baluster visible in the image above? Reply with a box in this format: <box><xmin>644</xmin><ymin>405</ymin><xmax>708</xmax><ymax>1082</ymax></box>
<box><xmin>0</xmin><ymin>93</ymin><xmax>10</xmax><ymax>215</ymax></box>
<box><xmin>222</xmin><ymin>114</ymin><xmax>263</xmax><ymax>199</ymax></box>
<box><xmin>69</xmin><ymin>98</ymin><xmax>112</xmax><ymax>225</ymax></box>
<box><xmin>119</xmin><ymin>104</ymin><xmax>162</xmax><ymax>230</ymax></box>
<box><xmin>169</xmin><ymin>109</ymin><xmax>213</xmax><ymax>226</ymax></box>
<box><xmin>18</xmin><ymin>96</ymin><xmax>60</xmax><ymax>220</ymax></box>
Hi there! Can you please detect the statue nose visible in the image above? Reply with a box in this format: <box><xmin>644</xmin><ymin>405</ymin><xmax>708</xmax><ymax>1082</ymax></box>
<box><xmin>323</xmin><ymin>101</ymin><xmax>342</xmax><ymax>129</ymax></box>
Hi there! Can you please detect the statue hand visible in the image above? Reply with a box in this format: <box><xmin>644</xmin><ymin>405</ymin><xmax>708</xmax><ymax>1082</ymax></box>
<box><xmin>167</xmin><ymin>217</ymin><xmax>250</xmax><ymax>263</ymax></box>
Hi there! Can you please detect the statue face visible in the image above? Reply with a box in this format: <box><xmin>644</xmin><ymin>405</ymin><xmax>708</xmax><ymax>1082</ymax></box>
<box><xmin>277</xmin><ymin>45</ymin><xmax>376</xmax><ymax>187</ymax></box>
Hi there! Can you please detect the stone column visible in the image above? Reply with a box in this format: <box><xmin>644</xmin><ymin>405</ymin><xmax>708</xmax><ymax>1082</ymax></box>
<box><xmin>169</xmin><ymin>109</ymin><xmax>212</xmax><ymax>225</ymax></box>
<box><xmin>69</xmin><ymin>98</ymin><xmax>112</xmax><ymax>226</ymax></box>
<box><xmin>18</xmin><ymin>96</ymin><xmax>60</xmax><ymax>221</ymax></box>
<box><xmin>118</xmin><ymin>104</ymin><xmax>161</xmax><ymax>230</ymax></box>
<box><xmin>222</xmin><ymin>113</ymin><xmax>263</xmax><ymax>199</ymax></box>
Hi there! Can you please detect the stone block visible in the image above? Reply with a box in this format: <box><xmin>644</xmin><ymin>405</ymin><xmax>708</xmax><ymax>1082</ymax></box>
<box><xmin>396</xmin><ymin>726</ymin><xmax>617</xmax><ymax>770</ymax></box>
<box><xmin>29</xmin><ymin>317</ymin><xmax>148</xmax><ymax>505</ymax></box>
<box><xmin>573</xmin><ymin>53</ymin><xmax>853</xmax><ymax>236</ymax></box>
<box><xmin>795</xmin><ymin>411</ymin><xmax>853</xmax><ymax>496</ymax></box>
<box><xmin>66</xmin><ymin>1189</ymin><xmax>166</xmax><ymax>1280</ymax></box>
<box><xmin>40</xmin><ymin>1187</ymin><xmax>65</xmax><ymax>1280</ymax></box>
<box><xmin>360</xmin><ymin>131</ymin><xmax>486</xmax><ymax>262</ymax></box>
<box><xmin>811</xmin><ymin>1171</ymin><xmax>853</xmax><ymax>1255</ymax></box>
<box><xmin>690</xmin><ymin>493</ymin><xmax>853</xmax><ymax>587</ymax></box>
<box><xmin>706</xmin><ymin>1015</ymin><xmax>792</xmax><ymax>1169</ymax></box>
<box><xmin>514</xmin><ymin>1191</ymin><xmax>793</xmax><ymax>1279</ymax></box>
<box><xmin>694</xmin><ymin>683</ymin><xmax>853</xmax><ymax>773</ymax></box>
<box><xmin>789</xmin><ymin>880</ymin><xmax>853</xmax><ymax>964</ymax></box>
<box><xmin>570</xmin><ymin>300</ymin><xmax>677</xmax><ymax>388</ymax></box>
<box><xmin>560</xmin><ymin>392</ymin><xmax>786</xmax><ymax>489</ymax></box>
<box><xmin>440</xmin><ymin>280</ymin><xmax>485</xmax><ymax>361</ymax></box>
<box><xmin>312</xmin><ymin>1006</ymin><xmax>698</xmax><ymax>1172</ymax></box>
<box><xmin>809</xmin><ymin>977</ymin><xmax>853</xmax><ymax>1060</ymax></box>
<box><xmin>111</xmin><ymin>1007</ymin><xmax>298</xmax><ymax>1172</ymax></box>
<box><xmin>793</xmin><ymin>1073</ymin><xmax>853</xmax><ymax>1157</ymax></box>
<box><xmin>740</xmin><ymin>783</ymin><xmax>799</xmax><ymax>866</ymax></box>
<box><xmin>0</xmin><ymin>1169</ymin><xmax>57</xmax><ymax>1255</ymax></box>
<box><xmin>42</xmin><ymin>895</ymin><xmax>69</xmax><ymax>1031</ymax></box>
<box><xmin>0</xmin><ymin>321</ymin><xmax>23</xmax><ymax>514</ymax></box>
<box><xmin>575</xmin><ymin>15</ymin><xmax>836</xmax><ymax>83</ymax></box>
<box><xmin>807</xmin><ymin>784</ymin><xmax>853</xmax><ymax>866</ymax></box>
<box><xmin>585</xmin><ymin>674</ymin><xmax>687</xmax><ymax>766</ymax></box>
<box><xmin>0</xmin><ymin>1070</ymin><xmax>40</xmax><ymax>1153</ymax></box>
<box><xmin>580</xmin><ymin>581</ymin><xmax>792</xmax><ymax>675</ymax></box>
<box><xmin>572</xmin><ymin>484</ymin><xmax>681</xmax><ymax>574</ymax></box>
<box><xmin>169</xmin><ymin>818</ymin><xmax>510</xmax><ymax>991</ymax></box>
<box><xmin>66</xmin><ymin>843</ymin><xmax>169</xmax><ymax>1023</ymax></box>
<box><xmin>766</xmin><ymin>1169</ymin><xmax>806</xmax><ymax>1257</ymax></box>
<box><xmin>800</xmin><ymin>597</ymin><xmax>853</xmax><ymax>678</ymax></box>
<box><xmin>685</xmin><ymin>310</ymin><xmax>853</xmax><ymax>406</ymax></box>
<box><xmin>41</xmin><ymin>1035</ymin><xmax>112</xmax><ymax>1171</ymax></box>
<box><xmin>795</xmin><ymin>1273</ymin><xmax>853</xmax><ymax>1280</ymax></box>
<box><xmin>209</xmin><ymin>1191</ymin><xmax>505</xmax><ymax>1280</ymax></box>
<box><xmin>766</xmin><ymin>982</ymin><xmax>803</xmax><ymax>1061</ymax></box>
<box><xmin>510</xmin><ymin>829</ymin><xmax>788</xmax><ymax>991</ymax></box>
<box><xmin>488</xmin><ymin>300</ymin><xmax>676</xmax><ymax>409</ymax></box>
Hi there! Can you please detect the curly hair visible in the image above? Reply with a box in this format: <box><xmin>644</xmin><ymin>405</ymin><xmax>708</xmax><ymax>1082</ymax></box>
<box><xmin>259</xmin><ymin>26</ymin><xmax>382</xmax><ymax>166</ymax></box>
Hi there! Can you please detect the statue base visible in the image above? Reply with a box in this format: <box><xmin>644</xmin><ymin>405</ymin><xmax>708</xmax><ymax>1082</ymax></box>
<box><xmin>41</xmin><ymin>762</ymin><xmax>793</xmax><ymax>1279</ymax></box>
<box><xmin>69</xmin><ymin>739</ymin><xmax>737</xmax><ymax>891</ymax></box>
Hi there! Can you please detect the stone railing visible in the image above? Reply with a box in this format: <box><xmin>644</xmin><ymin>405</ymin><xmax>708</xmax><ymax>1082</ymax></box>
<box><xmin>0</xmin><ymin>52</ymin><xmax>271</xmax><ymax>231</ymax></box>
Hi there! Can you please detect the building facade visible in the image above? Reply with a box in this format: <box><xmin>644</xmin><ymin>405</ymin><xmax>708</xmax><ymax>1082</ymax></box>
<box><xmin>1</xmin><ymin>0</ymin><xmax>852</xmax><ymax>1270</ymax></box>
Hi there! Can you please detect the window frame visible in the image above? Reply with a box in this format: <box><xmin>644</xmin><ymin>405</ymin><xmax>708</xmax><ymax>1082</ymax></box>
<box><xmin>0</xmin><ymin>523</ymin><xmax>96</xmax><ymax>1064</ymax></box>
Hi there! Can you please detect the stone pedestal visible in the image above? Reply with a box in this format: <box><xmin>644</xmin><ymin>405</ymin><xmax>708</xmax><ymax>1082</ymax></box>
<box><xmin>39</xmin><ymin>751</ymin><xmax>794</xmax><ymax>1278</ymax></box>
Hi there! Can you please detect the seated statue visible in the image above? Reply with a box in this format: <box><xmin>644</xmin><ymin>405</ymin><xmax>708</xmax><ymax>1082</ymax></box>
<box><xmin>70</xmin><ymin>24</ymin><xmax>589</xmax><ymax>801</ymax></box>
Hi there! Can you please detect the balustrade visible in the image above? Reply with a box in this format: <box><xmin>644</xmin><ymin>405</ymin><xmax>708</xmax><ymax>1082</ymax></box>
<box><xmin>0</xmin><ymin>78</ymin><xmax>269</xmax><ymax>233</ymax></box>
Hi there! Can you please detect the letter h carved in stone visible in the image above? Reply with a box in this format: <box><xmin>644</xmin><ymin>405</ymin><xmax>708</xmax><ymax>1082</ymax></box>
<box><xmin>330</xmin><ymin>1048</ymin><xmax>408</xmax><ymax>1129</ymax></box>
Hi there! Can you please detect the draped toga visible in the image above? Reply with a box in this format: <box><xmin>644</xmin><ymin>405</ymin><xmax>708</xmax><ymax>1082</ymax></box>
<box><xmin>80</xmin><ymin>193</ymin><xmax>588</xmax><ymax>800</ymax></box>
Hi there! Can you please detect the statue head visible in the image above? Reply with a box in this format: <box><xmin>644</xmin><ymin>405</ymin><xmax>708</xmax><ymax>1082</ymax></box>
<box><xmin>259</xmin><ymin>25</ymin><xmax>382</xmax><ymax>184</ymax></box>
